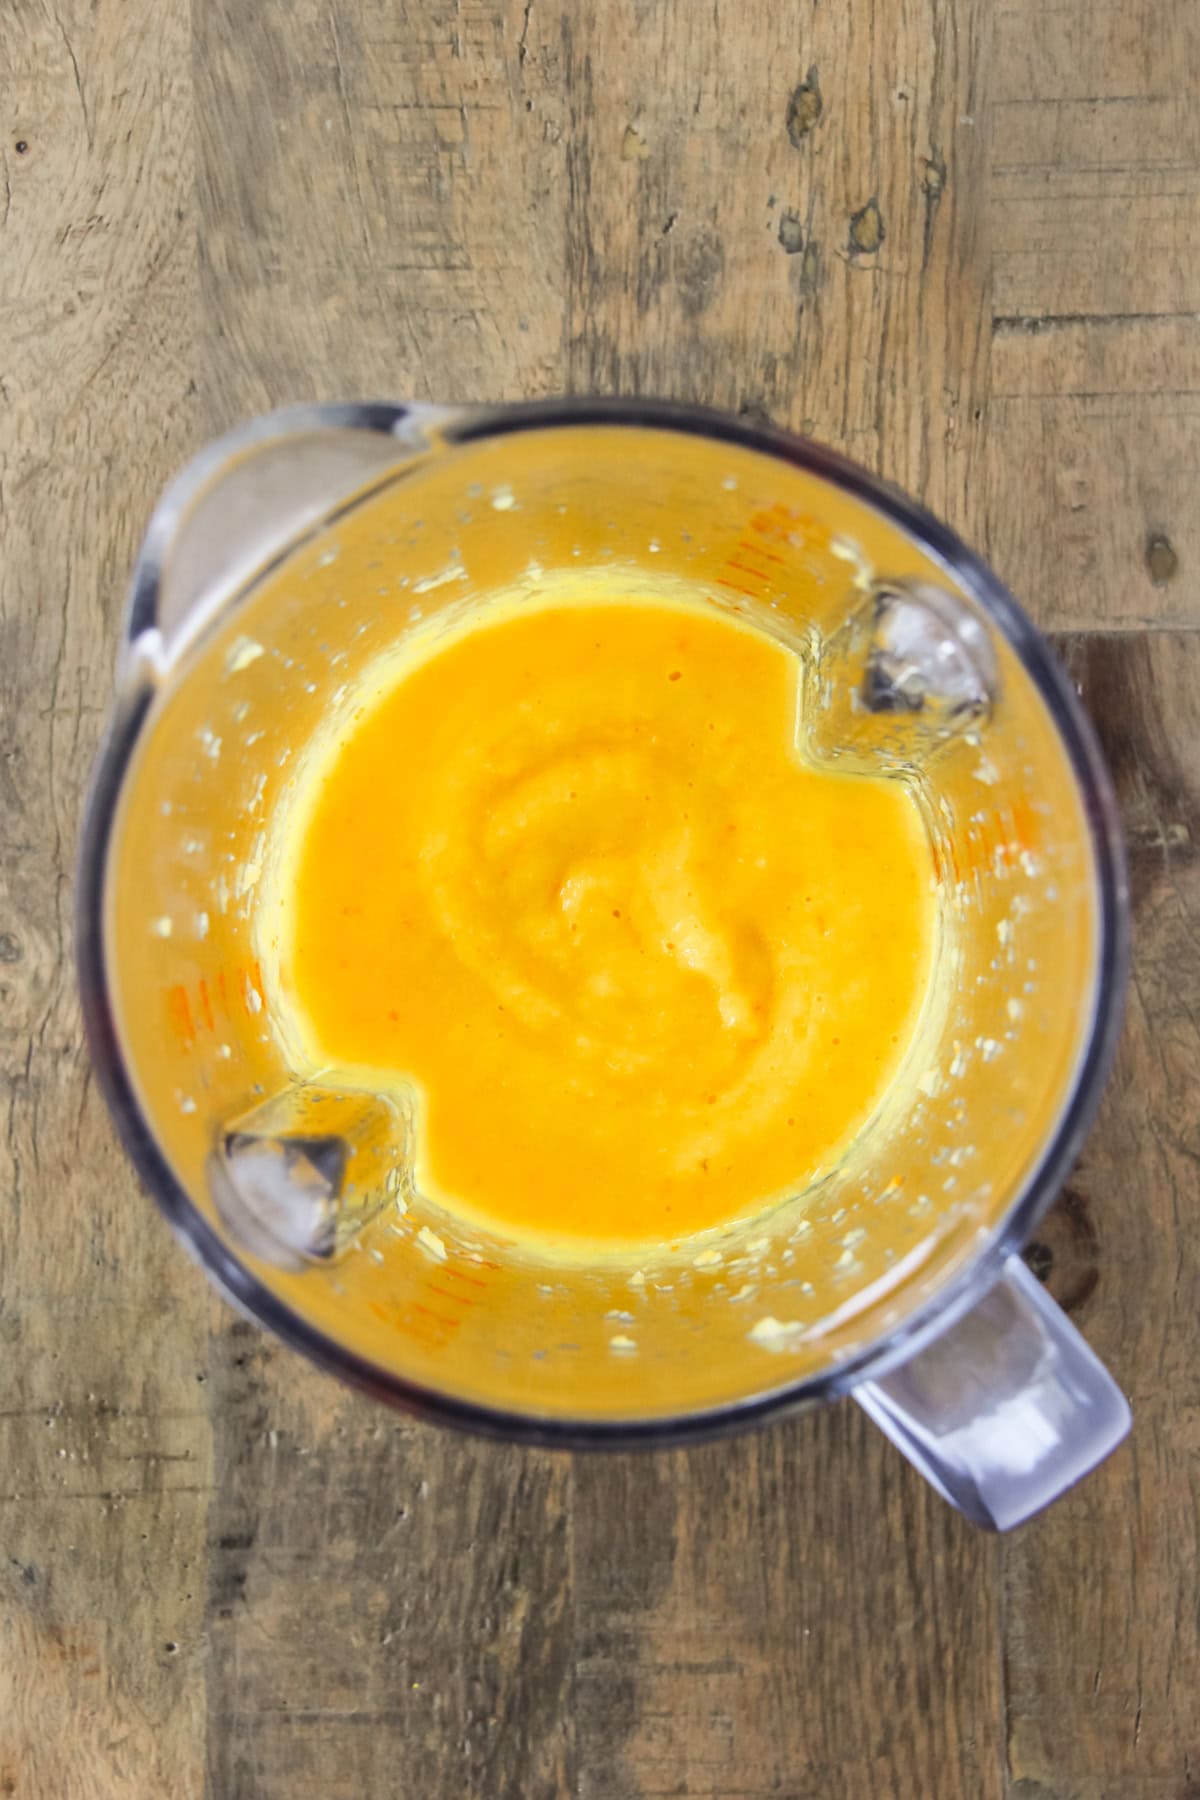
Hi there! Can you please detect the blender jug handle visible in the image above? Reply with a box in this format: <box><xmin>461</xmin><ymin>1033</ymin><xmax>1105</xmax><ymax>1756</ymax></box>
<box><xmin>120</xmin><ymin>401</ymin><xmax>455</xmax><ymax>677</ymax></box>
<box><xmin>854</xmin><ymin>1254</ymin><xmax>1130</xmax><ymax>1530</ymax></box>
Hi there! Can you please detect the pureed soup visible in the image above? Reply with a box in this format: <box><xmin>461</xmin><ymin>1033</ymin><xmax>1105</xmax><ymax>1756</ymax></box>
<box><xmin>259</xmin><ymin>570</ymin><xmax>940</xmax><ymax>1263</ymax></box>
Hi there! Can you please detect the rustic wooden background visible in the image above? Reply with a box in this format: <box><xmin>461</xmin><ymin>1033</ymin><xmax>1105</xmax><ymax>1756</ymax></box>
<box><xmin>2</xmin><ymin>0</ymin><xmax>1198</xmax><ymax>1794</ymax></box>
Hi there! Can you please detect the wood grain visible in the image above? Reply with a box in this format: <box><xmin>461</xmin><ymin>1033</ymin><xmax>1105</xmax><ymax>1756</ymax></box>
<box><xmin>574</xmin><ymin>1429</ymin><xmax>1004</xmax><ymax>1799</ymax></box>
<box><xmin>563</xmin><ymin>0</ymin><xmax>992</xmax><ymax>546</ymax></box>
<box><xmin>986</xmin><ymin>0</ymin><xmax>1200</xmax><ymax>630</ymax></box>
<box><xmin>192</xmin><ymin>5</ymin><xmax>576</xmax><ymax>1796</ymax></box>
<box><xmin>562</xmin><ymin>7</ymin><xmax>1005</xmax><ymax>1797</ymax></box>
<box><xmin>1004</xmin><ymin>634</ymin><xmax>1200</xmax><ymax>1798</ymax></box>
<box><xmin>1</xmin><ymin>0</ymin><xmax>1198</xmax><ymax>1795</ymax></box>
<box><xmin>200</xmin><ymin>1325</ymin><xmax>573</xmax><ymax>1799</ymax></box>
<box><xmin>193</xmin><ymin>0</ymin><xmax>569</xmax><ymax>426</ymax></box>
<box><xmin>1</xmin><ymin>2</ymin><xmax>209</xmax><ymax>1796</ymax></box>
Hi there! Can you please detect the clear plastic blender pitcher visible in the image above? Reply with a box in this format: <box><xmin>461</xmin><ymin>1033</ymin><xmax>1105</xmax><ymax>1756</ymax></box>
<box><xmin>78</xmin><ymin>400</ymin><xmax>1130</xmax><ymax>1529</ymax></box>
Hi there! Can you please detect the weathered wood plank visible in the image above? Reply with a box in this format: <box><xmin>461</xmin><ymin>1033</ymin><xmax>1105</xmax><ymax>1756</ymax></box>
<box><xmin>985</xmin><ymin>389</ymin><xmax>1199</xmax><ymax>632</ymax></box>
<box><xmin>1000</xmin><ymin>633</ymin><xmax>1200</xmax><ymax>1796</ymax></box>
<box><xmin>563</xmin><ymin>0</ymin><xmax>992</xmax><ymax>545</ymax></box>
<box><xmin>194</xmin><ymin>0</ymin><xmax>568</xmax><ymax>426</ymax></box>
<box><xmin>201</xmin><ymin>1326</ymin><xmax>573</xmax><ymax>1799</ymax></box>
<box><xmin>574</xmin><ymin>1421</ymin><xmax>1004</xmax><ymax>1800</ymax></box>
<box><xmin>986</xmin><ymin>0</ymin><xmax>1200</xmax><ymax>629</ymax></box>
<box><xmin>561</xmin><ymin>7</ymin><xmax>1004</xmax><ymax>1797</ymax></box>
<box><xmin>192</xmin><ymin>4</ymin><xmax>577</xmax><ymax>1795</ymax></box>
<box><xmin>0</xmin><ymin>3</ymin><xmax>208</xmax><ymax>1796</ymax></box>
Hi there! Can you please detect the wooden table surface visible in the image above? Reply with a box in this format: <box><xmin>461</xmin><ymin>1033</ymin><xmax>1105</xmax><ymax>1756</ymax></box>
<box><xmin>3</xmin><ymin>1</ymin><xmax>1199</xmax><ymax>1794</ymax></box>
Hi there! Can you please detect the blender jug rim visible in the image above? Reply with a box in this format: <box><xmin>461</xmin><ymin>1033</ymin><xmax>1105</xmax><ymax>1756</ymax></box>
<box><xmin>75</xmin><ymin>395</ymin><xmax>1131</xmax><ymax>1448</ymax></box>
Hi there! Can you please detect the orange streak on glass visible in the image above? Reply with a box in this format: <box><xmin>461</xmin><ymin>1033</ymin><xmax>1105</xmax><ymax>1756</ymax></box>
<box><xmin>166</xmin><ymin>984</ymin><xmax>194</xmax><ymax>1048</ymax></box>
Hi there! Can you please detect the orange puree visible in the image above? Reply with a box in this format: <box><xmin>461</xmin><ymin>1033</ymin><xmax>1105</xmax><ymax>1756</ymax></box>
<box><xmin>274</xmin><ymin>588</ymin><xmax>936</xmax><ymax>1253</ymax></box>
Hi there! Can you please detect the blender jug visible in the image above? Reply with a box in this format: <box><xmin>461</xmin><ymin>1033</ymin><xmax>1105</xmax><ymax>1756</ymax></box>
<box><xmin>78</xmin><ymin>400</ymin><xmax>1130</xmax><ymax>1529</ymax></box>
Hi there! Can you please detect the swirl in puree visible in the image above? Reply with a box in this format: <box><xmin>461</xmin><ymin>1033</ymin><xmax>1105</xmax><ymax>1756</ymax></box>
<box><xmin>268</xmin><ymin>580</ymin><xmax>936</xmax><ymax>1254</ymax></box>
